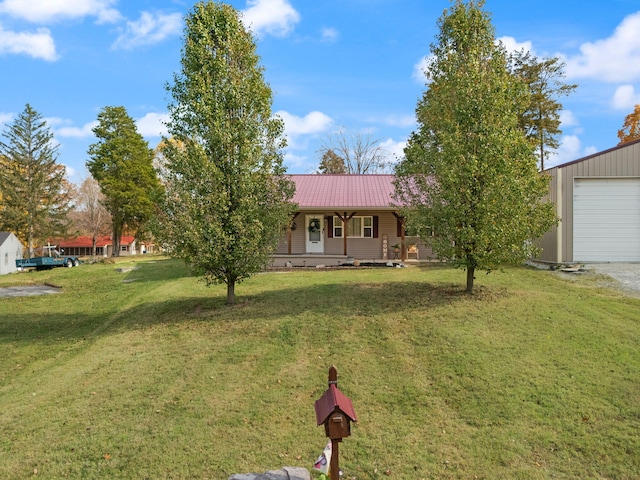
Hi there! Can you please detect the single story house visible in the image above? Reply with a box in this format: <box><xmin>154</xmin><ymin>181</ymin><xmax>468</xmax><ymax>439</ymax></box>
<box><xmin>272</xmin><ymin>174</ymin><xmax>433</xmax><ymax>267</ymax></box>
<box><xmin>56</xmin><ymin>235</ymin><xmax>154</xmax><ymax>257</ymax></box>
<box><xmin>0</xmin><ymin>231</ymin><xmax>24</xmax><ymax>275</ymax></box>
<box><xmin>537</xmin><ymin>137</ymin><xmax>640</xmax><ymax>263</ymax></box>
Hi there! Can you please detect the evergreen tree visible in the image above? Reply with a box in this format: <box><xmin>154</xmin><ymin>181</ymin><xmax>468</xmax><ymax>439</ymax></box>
<box><xmin>510</xmin><ymin>51</ymin><xmax>577</xmax><ymax>170</ymax></box>
<box><xmin>318</xmin><ymin>149</ymin><xmax>346</xmax><ymax>174</ymax></box>
<box><xmin>87</xmin><ymin>106</ymin><xmax>162</xmax><ymax>256</ymax></box>
<box><xmin>0</xmin><ymin>104</ymin><xmax>72</xmax><ymax>256</ymax></box>
<box><xmin>156</xmin><ymin>2</ymin><xmax>295</xmax><ymax>305</ymax></box>
<box><xmin>394</xmin><ymin>0</ymin><xmax>556</xmax><ymax>294</ymax></box>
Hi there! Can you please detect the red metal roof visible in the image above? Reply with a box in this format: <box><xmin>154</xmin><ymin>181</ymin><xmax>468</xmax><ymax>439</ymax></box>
<box><xmin>290</xmin><ymin>174</ymin><xmax>396</xmax><ymax>209</ymax></box>
<box><xmin>314</xmin><ymin>384</ymin><xmax>358</xmax><ymax>425</ymax></box>
<box><xmin>56</xmin><ymin>235</ymin><xmax>136</xmax><ymax>248</ymax></box>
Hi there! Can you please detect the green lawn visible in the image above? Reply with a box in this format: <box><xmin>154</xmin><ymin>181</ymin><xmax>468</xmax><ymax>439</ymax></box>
<box><xmin>1</xmin><ymin>258</ymin><xmax>639</xmax><ymax>479</ymax></box>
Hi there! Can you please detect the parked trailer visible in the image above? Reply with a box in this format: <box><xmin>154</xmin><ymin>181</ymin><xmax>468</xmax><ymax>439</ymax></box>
<box><xmin>16</xmin><ymin>256</ymin><xmax>80</xmax><ymax>270</ymax></box>
<box><xmin>15</xmin><ymin>245</ymin><xmax>81</xmax><ymax>271</ymax></box>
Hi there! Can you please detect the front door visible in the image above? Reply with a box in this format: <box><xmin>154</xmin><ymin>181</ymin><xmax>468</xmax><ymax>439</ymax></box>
<box><xmin>305</xmin><ymin>214</ymin><xmax>324</xmax><ymax>253</ymax></box>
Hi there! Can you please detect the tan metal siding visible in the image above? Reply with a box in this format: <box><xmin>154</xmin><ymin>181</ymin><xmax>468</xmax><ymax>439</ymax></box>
<box><xmin>538</xmin><ymin>141</ymin><xmax>640</xmax><ymax>263</ymax></box>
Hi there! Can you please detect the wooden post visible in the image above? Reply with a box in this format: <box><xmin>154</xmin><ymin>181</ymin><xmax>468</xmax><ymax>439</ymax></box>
<box><xmin>315</xmin><ymin>365</ymin><xmax>356</xmax><ymax>479</ymax></box>
<box><xmin>331</xmin><ymin>438</ymin><xmax>340</xmax><ymax>479</ymax></box>
<box><xmin>328</xmin><ymin>366</ymin><xmax>340</xmax><ymax>479</ymax></box>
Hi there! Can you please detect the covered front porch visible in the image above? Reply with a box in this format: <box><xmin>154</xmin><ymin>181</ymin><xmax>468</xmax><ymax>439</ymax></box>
<box><xmin>270</xmin><ymin>253</ymin><xmax>422</xmax><ymax>268</ymax></box>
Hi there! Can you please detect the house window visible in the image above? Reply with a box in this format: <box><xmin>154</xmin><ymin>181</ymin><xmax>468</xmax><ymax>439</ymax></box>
<box><xmin>333</xmin><ymin>216</ymin><xmax>374</xmax><ymax>238</ymax></box>
<box><xmin>4</xmin><ymin>253</ymin><xmax>7</xmax><ymax>265</ymax></box>
<box><xmin>121</xmin><ymin>245</ymin><xmax>128</xmax><ymax>252</ymax></box>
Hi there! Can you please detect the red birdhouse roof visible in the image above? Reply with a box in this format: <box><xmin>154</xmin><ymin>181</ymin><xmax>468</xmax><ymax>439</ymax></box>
<box><xmin>314</xmin><ymin>384</ymin><xmax>358</xmax><ymax>426</ymax></box>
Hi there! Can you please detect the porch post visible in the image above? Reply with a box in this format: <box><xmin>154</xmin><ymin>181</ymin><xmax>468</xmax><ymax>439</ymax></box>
<box><xmin>343</xmin><ymin>211</ymin><xmax>347</xmax><ymax>256</ymax></box>
<box><xmin>288</xmin><ymin>212</ymin><xmax>299</xmax><ymax>255</ymax></box>
<box><xmin>334</xmin><ymin>212</ymin><xmax>356</xmax><ymax>256</ymax></box>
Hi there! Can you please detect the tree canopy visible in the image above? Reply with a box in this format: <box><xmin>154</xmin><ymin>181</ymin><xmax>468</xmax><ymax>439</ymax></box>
<box><xmin>156</xmin><ymin>1</ymin><xmax>295</xmax><ymax>305</ymax></box>
<box><xmin>317</xmin><ymin>149</ymin><xmax>346</xmax><ymax>174</ymax></box>
<box><xmin>319</xmin><ymin>130</ymin><xmax>389</xmax><ymax>174</ymax></box>
<box><xmin>509</xmin><ymin>51</ymin><xmax>577</xmax><ymax>170</ymax></box>
<box><xmin>72</xmin><ymin>175</ymin><xmax>112</xmax><ymax>256</ymax></box>
<box><xmin>0</xmin><ymin>104</ymin><xmax>72</xmax><ymax>256</ymax></box>
<box><xmin>87</xmin><ymin>106</ymin><xmax>162</xmax><ymax>256</ymax></box>
<box><xmin>394</xmin><ymin>0</ymin><xmax>556</xmax><ymax>294</ymax></box>
<box><xmin>617</xmin><ymin>104</ymin><xmax>640</xmax><ymax>145</ymax></box>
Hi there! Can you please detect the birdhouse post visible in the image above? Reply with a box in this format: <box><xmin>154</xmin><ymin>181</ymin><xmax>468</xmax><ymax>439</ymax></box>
<box><xmin>314</xmin><ymin>366</ymin><xmax>357</xmax><ymax>479</ymax></box>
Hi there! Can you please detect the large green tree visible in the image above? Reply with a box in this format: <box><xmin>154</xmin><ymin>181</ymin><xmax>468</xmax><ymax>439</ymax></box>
<box><xmin>87</xmin><ymin>106</ymin><xmax>162</xmax><ymax>256</ymax></box>
<box><xmin>394</xmin><ymin>0</ymin><xmax>556</xmax><ymax>294</ymax></box>
<box><xmin>156</xmin><ymin>2</ymin><xmax>295</xmax><ymax>305</ymax></box>
<box><xmin>510</xmin><ymin>51</ymin><xmax>577</xmax><ymax>170</ymax></box>
<box><xmin>0</xmin><ymin>104</ymin><xmax>72</xmax><ymax>256</ymax></box>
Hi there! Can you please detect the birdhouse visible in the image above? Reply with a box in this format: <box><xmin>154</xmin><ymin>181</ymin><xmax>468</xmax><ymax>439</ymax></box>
<box><xmin>314</xmin><ymin>366</ymin><xmax>357</xmax><ymax>440</ymax></box>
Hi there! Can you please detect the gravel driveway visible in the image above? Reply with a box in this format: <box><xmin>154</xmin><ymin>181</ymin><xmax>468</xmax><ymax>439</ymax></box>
<box><xmin>584</xmin><ymin>263</ymin><xmax>640</xmax><ymax>296</ymax></box>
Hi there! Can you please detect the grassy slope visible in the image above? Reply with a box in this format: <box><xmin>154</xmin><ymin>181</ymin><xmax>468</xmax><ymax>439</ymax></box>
<box><xmin>0</xmin><ymin>258</ymin><xmax>639</xmax><ymax>479</ymax></box>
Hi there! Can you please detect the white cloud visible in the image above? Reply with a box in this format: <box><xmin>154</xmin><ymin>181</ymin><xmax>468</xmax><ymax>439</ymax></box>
<box><xmin>0</xmin><ymin>0</ymin><xmax>121</xmax><ymax>24</ymax></box>
<box><xmin>0</xmin><ymin>111</ymin><xmax>14</xmax><ymax>125</ymax></box>
<box><xmin>64</xmin><ymin>164</ymin><xmax>76</xmax><ymax>179</ymax></box>
<box><xmin>112</xmin><ymin>11</ymin><xmax>182</xmax><ymax>50</ymax></box>
<box><xmin>380</xmin><ymin>138</ymin><xmax>406</xmax><ymax>163</ymax></box>
<box><xmin>136</xmin><ymin>112</ymin><xmax>169</xmax><ymax>137</ymax></box>
<box><xmin>559</xmin><ymin>109</ymin><xmax>578</xmax><ymax>127</ymax></box>
<box><xmin>241</xmin><ymin>0</ymin><xmax>300</xmax><ymax>37</ymax></box>
<box><xmin>321</xmin><ymin>27</ymin><xmax>338</xmax><ymax>43</ymax></box>
<box><xmin>565</xmin><ymin>11</ymin><xmax>640</xmax><ymax>83</ymax></box>
<box><xmin>276</xmin><ymin>110</ymin><xmax>333</xmax><ymax>136</ymax></box>
<box><xmin>56</xmin><ymin>121</ymin><xmax>97</xmax><ymax>138</ymax></box>
<box><xmin>412</xmin><ymin>55</ymin><xmax>430</xmax><ymax>83</ymax></box>
<box><xmin>0</xmin><ymin>25</ymin><xmax>57</xmax><ymax>61</ymax></box>
<box><xmin>546</xmin><ymin>134</ymin><xmax>598</xmax><ymax>168</ymax></box>
<box><xmin>611</xmin><ymin>84</ymin><xmax>640</xmax><ymax>110</ymax></box>
<box><xmin>382</xmin><ymin>114</ymin><xmax>415</xmax><ymax>128</ymax></box>
<box><xmin>498</xmin><ymin>35</ymin><xmax>535</xmax><ymax>55</ymax></box>
<box><xmin>283</xmin><ymin>151</ymin><xmax>308</xmax><ymax>170</ymax></box>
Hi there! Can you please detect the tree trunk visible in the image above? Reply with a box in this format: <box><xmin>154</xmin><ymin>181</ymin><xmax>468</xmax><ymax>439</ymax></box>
<box><xmin>112</xmin><ymin>224</ymin><xmax>121</xmax><ymax>257</ymax></box>
<box><xmin>466</xmin><ymin>266</ymin><xmax>475</xmax><ymax>294</ymax></box>
<box><xmin>226</xmin><ymin>281</ymin><xmax>235</xmax><ymax>305</ymax></box>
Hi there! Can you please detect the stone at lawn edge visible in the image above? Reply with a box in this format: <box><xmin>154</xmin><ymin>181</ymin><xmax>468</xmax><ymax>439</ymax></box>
<box><xmin>227</xmin><ymin>466</ymin><xmax>310</xmax><ymax>480</ymax></box>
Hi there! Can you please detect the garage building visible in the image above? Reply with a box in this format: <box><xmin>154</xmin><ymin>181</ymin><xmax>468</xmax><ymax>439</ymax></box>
<box><xmin>538</xmin><ymin>138</ymin><xmax>640</xmax><ymax>263</ymax></box>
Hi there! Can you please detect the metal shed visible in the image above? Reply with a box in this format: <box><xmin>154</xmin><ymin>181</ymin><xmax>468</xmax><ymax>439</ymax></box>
<box><xmin>537</xmin><ymin>138</ymin><xmax>640</xmax><ymax>263</ymax></box>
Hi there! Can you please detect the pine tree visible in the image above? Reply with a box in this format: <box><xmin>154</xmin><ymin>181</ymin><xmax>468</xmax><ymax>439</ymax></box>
<box><xmin>510</xmin><ymin>51</ymin><xmax>577</xmax><ymax>170</ymax></box>
<box><xmin>0</xmin><ymin>104</ymin><xmax>72</xmax><ymax>256</ymax></box>
<box><xmin>87</xmin><ymin>106</ymin><xmax>162</xmax><ymax>256</ymax></box>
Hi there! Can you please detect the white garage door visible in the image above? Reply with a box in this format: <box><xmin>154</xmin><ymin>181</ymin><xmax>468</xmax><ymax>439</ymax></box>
<box><xmin>573</xmin><ymin>178</ymin><xmax>640</xmax><ymax>261</ymax></box>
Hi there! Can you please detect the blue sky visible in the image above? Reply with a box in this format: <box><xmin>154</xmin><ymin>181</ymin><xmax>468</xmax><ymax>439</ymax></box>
<box><xmin>1</xmin><ymin>0</ymin><xmax>640</xmax><ymax>184</ymax></box>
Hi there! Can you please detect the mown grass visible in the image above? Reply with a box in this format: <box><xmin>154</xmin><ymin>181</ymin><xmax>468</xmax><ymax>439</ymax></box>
<box><xmin>1</xmin><ymin>258</ymin><xmax>639</xmax><ymax>479</ymax></box>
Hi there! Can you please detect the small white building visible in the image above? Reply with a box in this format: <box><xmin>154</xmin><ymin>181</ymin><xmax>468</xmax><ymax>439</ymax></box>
<box><xmin>0</xmin><ymin>232</ymin><xmax>24</xmax><ymax>275</ymax></box>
